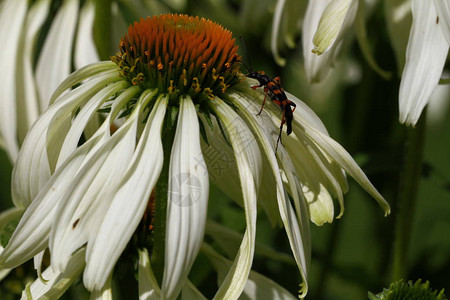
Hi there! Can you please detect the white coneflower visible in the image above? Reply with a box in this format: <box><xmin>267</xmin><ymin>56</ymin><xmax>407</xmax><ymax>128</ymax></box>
<box><xmin>0</xmin><ymin>14</ymin><xmax>389</xmax><ymax>299</ymax></box>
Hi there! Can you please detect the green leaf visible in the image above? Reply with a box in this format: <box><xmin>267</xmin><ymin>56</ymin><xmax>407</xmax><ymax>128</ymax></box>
<box><xmin>0</xmin><ymin>208</ymin><xmax>23</xmax><ymax>247</ymax></box>
<box><xmin>368</xmin><ymin>279</ymin><xmax>447</xmax><ymax>300</ymax></box>
<box><xmin>0</xmin><ymin>218</ymin><xmax>20</xmax><ymax>248</ymax></box>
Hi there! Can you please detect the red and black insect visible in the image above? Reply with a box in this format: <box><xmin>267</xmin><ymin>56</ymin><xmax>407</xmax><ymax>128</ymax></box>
<box><xmin>240</xmin><ymin>61</ymin><xmax>296</xmax><ymax>151</ymax></box>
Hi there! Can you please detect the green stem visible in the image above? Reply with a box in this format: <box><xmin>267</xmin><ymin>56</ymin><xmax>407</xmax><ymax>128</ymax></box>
<box><xmin>94</xmin><ymin>0</ymin><xmax>112</xmax><ymax>60</ymax></box>
<box><xmin>314</xmin><ymin>222</ymin><xmax>341</xmax><ymax>299</ymax></box>
<box><xmin>392</xmin><ymin>111</ymin><xmax>427</xmax><ymax>280</ymax></box>
<box><xmin>151</xmin><ymin>106</ymin><xmax>178</xmax><ymax>284</ymax></box>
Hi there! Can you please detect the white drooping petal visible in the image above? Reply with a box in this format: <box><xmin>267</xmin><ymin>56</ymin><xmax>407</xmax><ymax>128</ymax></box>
<box><xmin>75</xmin><ymin>0</ymin><xmax>100</xmax><ymax>69</ymax></box>
<box><xmin>433</xmin><ymin>0</ymin><xmax>450</xmax><ymax>44</ymax></box>
<box><xmin>0</xmin><ymin>269</ymin><xmax>11</xmax><ymax>281</ymax></box>
<box><xmin>222</xmin><ymin>85</ymin><xmax>280</xmax><ymax>223</ymax></box>
<box><xmin>33</xmin><ymin>250</ymin><xmax>45</xmax><ymax>281</ymax></box>
<box><xmin>312</xmin><ymin>0</ymin><xmax>358</xmax><ymax>55</ymax></box>
<box><xmin>210</xmin><ymin>98</ymin><xmax>260</xmax><ymax>300</ymax></box>
<box><xmin>4</xmin><ymin>86</ymin><xmax>118</xmax><ymax>267</ymax></box>
<box><xmin>228</xmin><ymin>91</ymin><xmax>309</xmax><ymax>297</ymax></box>
<box><xmin>244</xmin><ymin>82</ymin><xmax>348</xmax><ymax>224</ymax></box>
<box><xmin>0</xmin><ymin>126</ymin><xmax>110</xmax><ymax>269</ymax></box>
<box><xmin>285</xmin><ymin>143</ymin><xmax>335</xmax><ymax>225</ymax></box>
<box><xmin>286</xmin><ymin>93</ymin><xmax>347</xmax><ymax>224</ymax></box>
<box><xmin>90</xmin><ymin>276</ymin><xmax>113</xmax><ymax>300</ymax></box>
<box><xmin>253</xmin><ymin>98</ymin><xmax>312</xmax><ymax>262</ymax></box>
<box><xmin>139</xmin><ymin>248</ymin><xmax>161</xmax><ymax>300</ymax></box>
<box><xmin>45</xmin><ymin>72</ymin><xmax>122</xmax><ymax>167</ymax></box>
<box><xmin>271</xmin><ymin>0</ymin><xmax>287</xmax><ymax>66</ymax></box>
<box><xmin>303</xmin><ymin>0</ymin><xmax>358</xmax><ymax>82</ymax></box>
<box><xmin>242</xmin><ymin>268</ymin><xmax>298</xmax><ymax>300</ymax></box>
<box><xmin>287</xmin><ymin>134</ymin><xmax>346</xmax><ymax>225</ymax></box>
<box><xmin>198</xmin><ymin>101</ymin><xmax>263</xmax><ymax>210</ymax></box>
<box><xmin>16</xmin><ymin>0</ymin><xmax>51</xmax><ymax>144</ymax></box>
<box><xmin>12</xmin><ymin>106</ymin><xmax>53</xmax><ymax>208</ymax></box>
<box><xmin>234</xmin><ymin>87</ymin><xmax>310</xmax><ymax>239</ymax></box>
<box><xmin>20</xmin><ymin>249</ymin><xmax>85</xmax><ymax>300</ymax></box>
<box><xmin>202</xmin><ymin>244</ymin><xmax>298</xmax><ymax>300</ymax></box>
<box><xmin>276</xmin><ymin>145</ymin><xmax>311</xmax><ymax>262</ymax></box>
<box><xmin>50</xmin><ymin>62</ymin><xmax>118</xmax><ymax>105</ymax></box>
<box><xmin>53</xmin><ymin>81</ymin><xmax>129</xmax><ymax>168</ymax></box>
<box><xmin>84</xmin><ymin>95</ymin><xmax>167</xmax><ymax>291</ymax></box>
<box><xmin>236</xmin><ymin>86</ymin><xmax>351</xmax><ymax>225</ymax></box>
<box><xmin>286</xmin><ymin>91</ymin><xmax>329</xmax><ymax>135</ymax></box>
<box><xmin>399</xmin><ymin>0</ymin><xmax>449</xmax><ymax>126</ymax></box>
<box><xmin>296</xmin><ymin>116</ymin><xmax>391</xmax><ymax>215</ymax></box>
<box><xmin>161</xmin><ymin>96</ymin><xmax>209</xmax><ymax>299</ymax></box>
<box><xmin>199</xmin><ymin>116</ymin><xmax>243</xmax><ymax>206</ymax></box>
<box><xmin>290</xmin><ymin>157</ymin><xmax>334</xmax><ymax>226</ymax></box>
<box><xmin>50</xmin><ymin>88</ymin><xmax>141</xmax><ymax>271</ymax></box>
<box><xmin>257</xmin><ymin>159</ymin><xmax>281</xmax><ymax>226</ymax></box>
<box><xmin>36</xmin><ymin>0</ymin><xmax>79</xmax><ymax>110</ymax></box>
<box><xmin>11</xmin><ymin>70</ymin><xmax>121</xmax><ymax>208</ymax></box>
<box><xmin>287</xmin><ymin>91</ymin><xmax>348</xmax><ymax>197</ymax></box>
<box><xmin>302</xmin><ymin>0</ymin><xmax>337</xmax><ymax>82</ymax></box>
<box><xmin>0</xmin><ymin>0</ymin><xmax>27</xmax><ymax>161</ymax></box>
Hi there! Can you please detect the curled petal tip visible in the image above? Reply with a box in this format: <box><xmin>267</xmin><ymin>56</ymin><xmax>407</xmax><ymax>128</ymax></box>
<box><xmin>274</xmin><ymin>55</ymin><xmax>286</xmax><ymax>67</ymax></box>
<box><xmin>311</xmin><ymin>47</ymin><xmax>323</xmax><ymax>55</ymax></box>
<box><xmin>384</xmin><ymin>207</ymin><xmax>391</xmax><ymax>217</ymax></box>
<box><xmin>298</xmin><ymin>282</ymin><xmax>308</xmax><ymax>299</ymax></box>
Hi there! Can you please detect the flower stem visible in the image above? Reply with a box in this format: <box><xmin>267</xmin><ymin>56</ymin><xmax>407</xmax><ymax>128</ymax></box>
<box><xmin>151</xmin><ymin>107</ymin><xmax>178</xmax><ymax>284</ymax></box>
<box><xmin>392</xmin><ymin>111</ymin><xmax>427</xmax><ymax>280</ymax></box>
<box><xmin>314</xmin><ymin>222</ymin><xmax>341</xmax><ymax>299</ymax></box>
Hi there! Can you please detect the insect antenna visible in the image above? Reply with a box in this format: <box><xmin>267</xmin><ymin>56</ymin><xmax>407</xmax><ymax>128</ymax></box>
<box><xmin>239</xmin><ymin>36</ymin><xmax>254</xmax><ymax>73</ymax></box>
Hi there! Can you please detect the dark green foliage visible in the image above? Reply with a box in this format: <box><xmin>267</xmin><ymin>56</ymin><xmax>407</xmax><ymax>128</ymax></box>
<box><xmin>368</xmin><ymin>279</ymin><xmax>447</xmax><ymax>300</ymax></box>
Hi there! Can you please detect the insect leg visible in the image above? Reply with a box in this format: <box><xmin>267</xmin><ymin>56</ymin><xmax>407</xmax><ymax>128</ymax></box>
<box><xmin>257</xmin><ymin>89</ymin><xmax>268</xmax><ymax>115</ymax></box>
<box><xmin>276</xmin><ymin>109</ymin><xmax>286</xmax><ymax>152</ymax></box>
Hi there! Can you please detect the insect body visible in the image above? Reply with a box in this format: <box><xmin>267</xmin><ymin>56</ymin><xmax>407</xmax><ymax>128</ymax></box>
<box><xmin>242</xmin><ymin>64</ymin><xmax>296</xmax><ymax>151</ymax></box>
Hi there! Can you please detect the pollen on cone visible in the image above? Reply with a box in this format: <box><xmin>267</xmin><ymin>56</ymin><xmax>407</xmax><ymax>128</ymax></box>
<box><xmin>111</xmin><ymin>14</ymin><xmax>242</xmax><ymax>102</ymax></box>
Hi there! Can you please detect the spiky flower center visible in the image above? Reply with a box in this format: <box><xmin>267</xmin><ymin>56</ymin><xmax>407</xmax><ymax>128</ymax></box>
<box><xmin>111</xmin><ymin>14</ymin><xmax>242</xmax><ymax>103</ymax></box>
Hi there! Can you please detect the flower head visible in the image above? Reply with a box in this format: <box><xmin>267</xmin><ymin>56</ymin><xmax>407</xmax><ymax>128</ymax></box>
<box><xmin>112</xmin><ymin>14</ymin><xmax>240</xmax><ymax>100</ymax></box>
<box><xmin>0</xmin><ymin>14</ymin><xmax>389</xmax><ymax>299</ymax></box>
